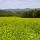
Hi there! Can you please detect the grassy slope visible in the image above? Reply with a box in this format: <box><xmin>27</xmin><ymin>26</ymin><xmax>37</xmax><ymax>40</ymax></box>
<box><xmin>0</xmin><ymin>17</ymin><xmax>40</xmax><ymax>40</ymax></box>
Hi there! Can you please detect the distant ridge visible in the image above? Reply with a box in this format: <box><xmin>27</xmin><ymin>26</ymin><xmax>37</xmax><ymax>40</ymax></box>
<box><xmin>0</xmin><ymin>8</ymin><xmax>40</xmax><ymax>12</ymax></box>
<box><xmin>0</xmin><ymin>8</ymin><xmax>32</xmax><ymax>12</ymax></box>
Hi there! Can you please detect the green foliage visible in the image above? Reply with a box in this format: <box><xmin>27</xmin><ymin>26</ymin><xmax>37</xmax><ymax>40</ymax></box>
<box><xmin>22</xmin><ymin>9</ymin><xmax>40</xmax><ymax>18</ymax></box>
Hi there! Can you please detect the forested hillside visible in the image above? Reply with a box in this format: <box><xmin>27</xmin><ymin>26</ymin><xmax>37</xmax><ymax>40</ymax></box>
<box><xmin>0</xmin><ymin>8</ymin><xmax>40</xmax><ymax>18</ymax></box>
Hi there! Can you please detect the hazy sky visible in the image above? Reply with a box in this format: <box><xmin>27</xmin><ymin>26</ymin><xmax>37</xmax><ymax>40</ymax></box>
<box><xmin>0</xmin><ymin>0</ymin><xmax>40</xmax><ymax>9</ymax></box>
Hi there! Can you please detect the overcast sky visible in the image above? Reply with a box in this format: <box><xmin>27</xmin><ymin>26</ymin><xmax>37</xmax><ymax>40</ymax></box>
<box><xmin>0</xmin><ymin>0</ymin><xmax>40</xmax><ymax>9</ymax></box>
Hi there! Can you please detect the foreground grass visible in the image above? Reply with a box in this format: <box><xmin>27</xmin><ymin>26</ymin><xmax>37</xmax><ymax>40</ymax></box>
<box><xmin>0</xmin><ymin>17</ymin><xmax>40</xmax><ymax>40</ymax></box>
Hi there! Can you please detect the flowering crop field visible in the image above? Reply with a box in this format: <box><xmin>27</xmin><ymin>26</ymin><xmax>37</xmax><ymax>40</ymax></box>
<box><xmin>0</xmin><ymin>17</ymin><xmax>40</xmax><ymax>40</ymax></box>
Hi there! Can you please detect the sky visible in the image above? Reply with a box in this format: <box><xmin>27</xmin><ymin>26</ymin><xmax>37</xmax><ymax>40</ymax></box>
<box><xmin>0</xmin><ymin>0</ymin><xmax>40</xmax><ymax>9</ymax></box>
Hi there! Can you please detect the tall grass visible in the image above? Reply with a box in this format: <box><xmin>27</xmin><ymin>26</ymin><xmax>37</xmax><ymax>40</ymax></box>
<box><xmin>0</xmin><ymin>17</ymin><xmax>40</xmax><ymax>40</ymax></box>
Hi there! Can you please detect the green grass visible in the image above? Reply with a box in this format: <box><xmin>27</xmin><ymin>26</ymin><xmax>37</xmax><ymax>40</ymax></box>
<box><xmin>0</xmin><ymin>17</ymin><xmax>40</xmax><ymax>40</ymax></box>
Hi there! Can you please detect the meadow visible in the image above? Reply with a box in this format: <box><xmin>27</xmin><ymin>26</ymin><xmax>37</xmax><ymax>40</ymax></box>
<box><xmin>0</xmin><ymin>17</ymin><xmax>40</xmax><ymax>40</ymax></box>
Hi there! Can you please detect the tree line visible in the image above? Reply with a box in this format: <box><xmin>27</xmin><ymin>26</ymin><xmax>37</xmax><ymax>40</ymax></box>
<box><xmin>21</xmin><ymin>9</ymin><xmax>40</xmax><ymax>18</ymax></box>
<box><xmin>0</xmin><ymin>9</ymin><xmax>40</xmax><ymax>18</ymax></box>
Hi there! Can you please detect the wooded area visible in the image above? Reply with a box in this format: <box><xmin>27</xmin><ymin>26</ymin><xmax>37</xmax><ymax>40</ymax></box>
<box><xmin>0</xmin><ymin>9</ymin><xmax>40</xmax><ymax>18</ymax></box>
